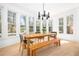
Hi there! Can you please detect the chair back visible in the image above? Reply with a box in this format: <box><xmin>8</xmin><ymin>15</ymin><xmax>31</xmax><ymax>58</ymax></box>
<box><xmin>19</xmin><ymin>34</ymin><xmax>34</xmax><ymax>45</ymax></box>
<box><xmin>51</xmin><ymin>32</ymin><xmax>57</xmax><ymax>38</ymax></box>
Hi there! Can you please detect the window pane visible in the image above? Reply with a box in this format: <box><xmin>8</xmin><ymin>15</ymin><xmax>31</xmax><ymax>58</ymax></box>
<box><xmin>8</xmin><ymin>11</ymin><xmax>16</xmax><ymax>33</ymax></box>
<box><xmin>29</xmin><ymin>17</ymin><xmax>34</xmax><ymax>34</ymax></box>
<box><xmin>20</xmin><ymin>16</ymin><xmax>26</xmax><ymax>33</ymax></box>
<box><xmin>67</xmin><ymin>15</ymin><xmax>73</xmax><ymax>34</ymax></box>
<box><xmin>42</xmin><ymin>20</ymin><xmax>46</xmax><ymax>33</ymax></box>
<box><xmin>59</xmin><ymin>18</ymin><xmax>63</xmax><ymax>33</ymax></box>
<box><xmin>59</xmin><ymin>26</ymin><xmax>63</xmax><ymax>33</ymax></box>
<box><xmin>49</xmin><ymin>20</ymin><xmax>52</xmax><ymax>32</ymax></box>
<box><xmin>36</xmin><ymin>20</ymin><xmax>40</xmax><ymax>33</ymax></box>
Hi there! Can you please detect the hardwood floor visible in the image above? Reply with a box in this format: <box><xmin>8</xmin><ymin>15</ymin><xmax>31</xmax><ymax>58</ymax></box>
<box><xmin>0</xmin><ymin>40</ymin><xmax>79</xmax><ymax>56</ymax></box>
<box><xmin>37</xmin><ymin>40</ymin><xmax>79</xmax><ymax>56</ymax></box>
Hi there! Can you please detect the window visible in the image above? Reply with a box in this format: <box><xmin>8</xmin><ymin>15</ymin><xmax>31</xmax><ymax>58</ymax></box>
<box><xmin>59</xmin><ymin>18</ymin><xmax>63</xmax><ymax>33</ymax></box>
<box><xmin>42</xmin><ymin>20</ymin><xmax>46</xmax><ymax>33</ymax></box>
<box><xmin>36</xmin><ymin>20</ymin><xmax>40</xmax><ymax>33</ymax></box>
<box><xmin>0</xmin><ymin>9</ymin><xmax>1</xmax><ymax>34</ymax></box>
<box><xmin>49</xmin><ymin>20</ymin><xmax>52</xmax><ymax>32</ymax></box>
<box><xmin>8</xmin><ymin>11</ymin><xmax>16</xmax><ymax>35</ymax></box>
<box><xmin>0</xmin><ymin>9</ymin><xmax>1</xmax><ymax>37</ymax></box>
<box><xmin>20</xmin><ymin>16</ymin><xmax>26</xmax><ymax>33</ymax></box>
<box><xmin>67</xmin><ymin>15</ymin><xmax>73</xmax><ymax>34</ymax></box>
<box><xmin>29</xmin><ymin>17</ymin><xmax>34</xmax><ymax>34</ymax></box>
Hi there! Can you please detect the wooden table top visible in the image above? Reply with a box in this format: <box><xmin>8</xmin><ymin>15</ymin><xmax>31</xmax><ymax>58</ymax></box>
<box><xmin>24</xmin><ymin>33</ymin><xmax>53</xmax><ymax>39</ymax></box>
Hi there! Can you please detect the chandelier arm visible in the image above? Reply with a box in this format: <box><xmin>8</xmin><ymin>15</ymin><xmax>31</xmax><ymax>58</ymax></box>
<box><xmin>38</xmin><ymin>3</ymin><xmax>50</xmax><ymax>20</ymax></box>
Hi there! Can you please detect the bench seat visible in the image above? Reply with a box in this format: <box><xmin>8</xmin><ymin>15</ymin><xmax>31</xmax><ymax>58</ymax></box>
<box><xmin>23</xmin><ymin>39</ymin><xmax>60</xmax><ymax>55</ymax></box>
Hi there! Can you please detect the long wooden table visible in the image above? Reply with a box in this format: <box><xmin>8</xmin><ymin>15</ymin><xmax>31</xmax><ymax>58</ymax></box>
<box><xmin>24</xmin><ymin>33</ymin><xmax>54</xmax><ymax>56</ymax></box>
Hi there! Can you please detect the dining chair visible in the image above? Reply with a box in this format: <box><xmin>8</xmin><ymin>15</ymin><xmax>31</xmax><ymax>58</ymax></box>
<box><xmin>19</xmin><ymin>34</ymin><xmax>34</xmax><ymax>56</ymax></box>
<box><xmin>19</xmin><ymin>34</ymin><xmax>26</xmax><ymax>55</ymax></box>
<box><xmin>50</xmin><ymin>32</ymin><xmax>60</xmax><ymax>46</ymax></box>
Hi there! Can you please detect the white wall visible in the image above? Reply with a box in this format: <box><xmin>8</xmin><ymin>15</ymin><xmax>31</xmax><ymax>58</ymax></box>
<box><xmin>0</xmin><ymin>3</ymin><xmax>35</xmax><ymax>48</ymax></box>
<box><xmin>53</xmin><ymin>7</ymin><xmax>79</xmax><ymax>41</ymax></box>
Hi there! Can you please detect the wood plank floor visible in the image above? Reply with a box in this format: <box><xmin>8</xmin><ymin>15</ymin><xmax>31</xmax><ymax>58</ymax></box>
<box><xmin>0</xmin><ymin>40</ymin><xmax>79</xmax><ymax>56</ymax></box>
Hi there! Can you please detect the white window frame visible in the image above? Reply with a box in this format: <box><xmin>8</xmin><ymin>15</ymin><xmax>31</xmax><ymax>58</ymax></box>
<box><xmin>8</xmin><ymin>10</ymin><xmax>16</xmax><ymax>36</ymax></box>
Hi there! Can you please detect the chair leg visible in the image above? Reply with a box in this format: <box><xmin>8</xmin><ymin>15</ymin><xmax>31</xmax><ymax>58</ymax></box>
<box><xmin>56</xmin><ymin>40</ymin><xmax>60</xmax><ymax>46</ymax></box>
<box><xmin>58</xmin><ymin>40</ymin><xmax>61</xmax><ymax>46</ymax></box>
<box><xmin>19</xmin><ymin>43</ymin><xmax>21</xmax><ymax>52</ymax></box>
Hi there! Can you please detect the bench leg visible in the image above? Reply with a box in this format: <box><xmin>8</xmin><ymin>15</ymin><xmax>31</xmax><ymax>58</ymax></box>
<box><xmin>30</xmin><ymin>50</ymin><xmax>36</xmax><ymax>56</ymax></box>
<box><xmin>30</xmin><ymin>49</ymin><xmax>36</xmax><ymax>56</ymax></box>
<box><xmin>30</xmin><ymin>49</ymin><xmax>32</xmax><ymax>56</ymax></box>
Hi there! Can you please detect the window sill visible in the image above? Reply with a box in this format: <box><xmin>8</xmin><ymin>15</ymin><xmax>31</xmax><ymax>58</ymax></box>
<box><xmin>8</xmin><ymin>33</ymin><xmax>16</xmax><ymax>36</ymax></box>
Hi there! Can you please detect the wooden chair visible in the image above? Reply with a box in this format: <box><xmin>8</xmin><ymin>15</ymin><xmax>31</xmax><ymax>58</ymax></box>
<box><xmin>19</xmin><ymin>34</ymin><xmax>27</xmax><ymax>55</ymax></box>
<box><xmin>19</xmin><ymin>34</ymin><xmax>33</xmax><ymax>55</ymax></box>
<box><xmin>50</xmin><ymin>32</ymin><xmax>60</xmax><ymax>46</ymax></box>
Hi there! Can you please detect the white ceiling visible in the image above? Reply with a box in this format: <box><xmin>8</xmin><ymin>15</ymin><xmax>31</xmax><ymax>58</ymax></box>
<box><xmin>10</xmin><ymin>3</ymin><xmax>79</xmax><ymax>16</ymax></box>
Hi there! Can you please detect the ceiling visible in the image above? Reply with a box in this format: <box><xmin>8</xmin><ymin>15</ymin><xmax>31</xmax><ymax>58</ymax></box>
<box><xmin>8</xmin><ymin>3</ymin><xmax>79</xmax><ymax>16</ymax></box>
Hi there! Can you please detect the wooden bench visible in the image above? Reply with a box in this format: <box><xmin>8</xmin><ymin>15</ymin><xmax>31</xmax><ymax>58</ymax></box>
<box><xmin>29</xmin><ymin>40</ymin><xmax>52</xmax><ymax>55</ymax></box>
<box><xmin>22</xmin><ymin>39</ymin><xmax>60</xmax><ymax>56</ymax></box>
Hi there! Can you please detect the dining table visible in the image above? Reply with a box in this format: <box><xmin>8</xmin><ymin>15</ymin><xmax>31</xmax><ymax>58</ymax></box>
<box><xmin>24</xmin><ymin>33</ymin><xmax>54</xmax><ymax>56</ymax></box>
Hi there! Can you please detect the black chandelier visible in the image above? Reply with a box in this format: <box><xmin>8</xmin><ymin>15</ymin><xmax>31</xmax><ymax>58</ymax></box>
<box><xmin>38</xmin><ymin>3</ymin><xmax>50</xmax><ymax>20</ymax></box>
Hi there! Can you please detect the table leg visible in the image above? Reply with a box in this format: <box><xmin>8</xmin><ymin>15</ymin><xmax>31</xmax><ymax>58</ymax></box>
<box><xmin>27</xmin><ymin>39</ymin><xmax>30</xmax><ymax>56</ymax></box>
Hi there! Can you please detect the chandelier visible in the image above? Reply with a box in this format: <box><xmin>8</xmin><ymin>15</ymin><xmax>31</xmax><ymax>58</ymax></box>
<box><xmin>38</xmin><ymin>3</ymin><xmax>50</xmax><ymax>20</ymax></box>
